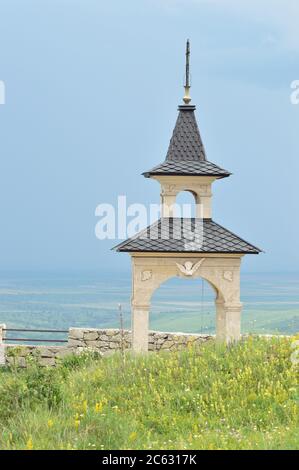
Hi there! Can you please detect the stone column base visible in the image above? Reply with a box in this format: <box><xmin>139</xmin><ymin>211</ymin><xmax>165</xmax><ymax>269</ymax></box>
<box><xmin>216</xmin><ymin>301</ymin><xmax>242</xmax><ymax>344</ymax></box>
<box><xmin>132</xmin><ymin>302</ymin><xmax>150</xmax><ymax>352</ymax></box>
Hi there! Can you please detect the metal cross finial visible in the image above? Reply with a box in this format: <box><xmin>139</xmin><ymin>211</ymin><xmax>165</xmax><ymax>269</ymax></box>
<box><xmin>185</xmin><ymin>39</ymin><xmax>190</xmax><ymax>87</ymax></box>
<box><xmin>183</xmin><ymin>39</ymin><xmax>191</xmax><ymax>104</ymax></box>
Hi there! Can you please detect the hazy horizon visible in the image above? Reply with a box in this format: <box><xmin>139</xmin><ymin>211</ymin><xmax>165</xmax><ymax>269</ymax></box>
<box><xmin>0</xmin><ymin>271</ymin><xmax>298</xmax><ymax>335</ymax></box>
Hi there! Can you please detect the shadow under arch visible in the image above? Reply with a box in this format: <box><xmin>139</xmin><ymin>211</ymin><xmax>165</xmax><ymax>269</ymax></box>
<box><xmin>149</xmin><ymin>271</ymin><xmax>225</xmax><ymax>304</ymax></box>
<box><xmin>148</xmin><ymin>273</ymin><xmax>224</xmax><ymax>334</ymax></box>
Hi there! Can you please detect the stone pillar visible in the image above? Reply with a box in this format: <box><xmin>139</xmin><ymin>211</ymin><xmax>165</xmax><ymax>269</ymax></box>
<box><xmin>193</xmin><ymin>183</ymin><xmax>212</xmax><ymax>219</ymax></box>
<box><xmin>161</xmin><ymin>194</ymin><xmax>177</xmax><ymax>217</ymax></box>
<box><xmin>215</xmin><ymin>300</ymin><xmax>225</xmax><ymax>342</ymax></box>
<box><xmin>199</xmin><ymin>195</ymin><xmax>212</xmax><ymax>218</ymax></box>
<box><xmin>0</xmin><ymin>324</ymin><xmax>6</xmax><ymax>366</ymax></box>
<box><xmin>131</xmin><ymin>302</ymin><xmax>150</xmax><ymax>352</ymax></box>
<box><xmin>216</xmin><ymin>300</ymin><xmax>242</xmax><ymax>344</ymax></box>
<box><xmin>194</xmin><ymin>195</ymin><xmax>203</xmax><ymax>218</ymax></box>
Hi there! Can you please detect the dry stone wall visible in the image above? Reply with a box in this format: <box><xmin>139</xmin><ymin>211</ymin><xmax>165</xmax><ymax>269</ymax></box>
<box><xmin>68</xmin><ymin>328</ymin><xmax>213</xmax><ymax>353</ymax></box>
<box><xmin>0</xmin><ymin>328</ymin><xmax>214</xmax><ymax>367</ymax></box>
<box><xmin>4</xmin><ymin>345</ymin><xmax>71</xmax><ymax>367</ymax></box>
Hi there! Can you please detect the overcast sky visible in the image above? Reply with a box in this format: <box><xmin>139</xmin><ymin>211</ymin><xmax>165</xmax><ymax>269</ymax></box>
<box><xmin>0</xmin><ymin>0</ymin><xmax>298</xmax><ymax>273</ymax></box>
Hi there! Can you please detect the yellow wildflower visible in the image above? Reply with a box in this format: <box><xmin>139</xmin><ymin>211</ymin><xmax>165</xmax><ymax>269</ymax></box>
<box><xmin>47</xmin><ymin>419</ymin><xmax>54</xmax><ymax>428</ymax></box>
<box><xmin>129</xmin><ymin>431</ymin><xmax>137</xmax><ymax>442</ymax></box>
<box><xmin>26</xmin><ymin>437</ymin><xmax>33</xmax><ymax>450</ymax></box>
<box><xmin>74</xmin><ymin>419</ymin><xmax>80</xmax><ymax>429</ymax></box>
<box><xmin>74</xmin><ymin>413</ymin><xmax>80</xmax><ymax>429</ymax></box>
<box><xmin>95</xmin><ymin>402</ymin><xmax>103</xmax><ymax>413</ymax></box>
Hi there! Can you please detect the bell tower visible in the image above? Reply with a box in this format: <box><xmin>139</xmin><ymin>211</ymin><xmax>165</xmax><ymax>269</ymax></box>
<box><xmin>114</xmin><ymin>41</ymin><xmax>261</xmax><ymax>352</ymax></box>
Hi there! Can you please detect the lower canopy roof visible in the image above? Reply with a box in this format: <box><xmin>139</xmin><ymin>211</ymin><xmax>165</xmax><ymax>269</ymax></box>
<box><xmin>113</xmin><ymin>218</ymin><xmax>261</xmax><ymax>254</ymax></box>
<box><xmin>143</xmin><ymin>160</ymin><xmax>231</xmax><ymax>178</ymax></box>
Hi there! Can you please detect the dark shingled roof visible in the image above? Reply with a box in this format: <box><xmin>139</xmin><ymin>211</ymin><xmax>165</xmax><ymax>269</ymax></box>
<box><xmin>143</xmin><ymin>160</ymin><xmax>230</xmax><ymax>177</ymax></box>
<box><xmin>165</xmin><ymin>105</ymin><xmax>206</xmax><ymax>162</ymax></box>
<box><xmin>113</xmin><ymin>218</ymin><xmax>261</xmax><ymax>254</ymax></box>
<box><xmin>143</xmin><ymin>105</ymin><xmax>231</xmax><ymax>178</ymax></box>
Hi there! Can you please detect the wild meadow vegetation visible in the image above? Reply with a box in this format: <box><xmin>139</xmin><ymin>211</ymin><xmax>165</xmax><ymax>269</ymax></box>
<box><xmin>0</xmin><ymin>336</ymin><xmax>298</xmax><ymax>450</ymax></box>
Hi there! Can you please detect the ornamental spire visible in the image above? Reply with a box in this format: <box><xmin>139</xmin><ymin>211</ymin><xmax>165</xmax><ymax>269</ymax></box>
<box><xmin>183</xmin><ymin>39</ymin><xmax>191</xmax><ymax>104</ymax></box>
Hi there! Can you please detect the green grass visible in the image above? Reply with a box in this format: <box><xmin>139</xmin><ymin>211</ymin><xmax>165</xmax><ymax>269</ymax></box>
<box><xmin>0</xmin><ymin>337</ymin><xmax>298</xmax><ymax>450</ymax></box>
<box><xmin>149</xmin><ymin>306</ymin><xmax>299</xmax><ymax>335</ymax></box>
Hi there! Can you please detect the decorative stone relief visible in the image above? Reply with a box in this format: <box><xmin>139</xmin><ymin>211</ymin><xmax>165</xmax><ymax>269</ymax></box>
<box><xmin>141</xmin><ymin>270</ymin><xmax>152</xmax><ymax>281</ymax></box>
<box><xmin>199</xmin><ymin>184</ymin><xmax>208</xmax><ymax>194</ymax></box>
<box><xmin>223</xmin><ymin>270</ymin><xmax>233</xmax><ymax>282</ymax></box>
<box><xmin>176</xmin><ymin>259</ymin><xmax>205</xmax><ymax>276</ymax></box>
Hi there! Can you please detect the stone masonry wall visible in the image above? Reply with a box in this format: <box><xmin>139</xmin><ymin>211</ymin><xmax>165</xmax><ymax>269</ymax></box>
<box><xmin>4</xmin><ymin>345</ymin><xmax>72</xmax><ymax>368</ymax></box>
<box><xmin>68</xmin><ymin>328</ymin><xmax>213</xmax><ymax>353</ymax></box>
<box><xmin>0</xmin><ymin>328</ymin><xmax>214</xmax><ymax>367</ymax></box>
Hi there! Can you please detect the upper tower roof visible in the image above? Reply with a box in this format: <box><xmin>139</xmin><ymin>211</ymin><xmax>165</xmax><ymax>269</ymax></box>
<box><xmin>143</xmin><ymin>105</ymin><xmax>231</xmax><ymax>178</ymax></box>
<box><xmin>143</xmin><ymin>41</ymin><xmax>231</xmax><ymax>179</ymax></box>
<box><xmin>163</xmin><ymin>105</ymin><xmax>207</xmax><ymax>163</ymax></box>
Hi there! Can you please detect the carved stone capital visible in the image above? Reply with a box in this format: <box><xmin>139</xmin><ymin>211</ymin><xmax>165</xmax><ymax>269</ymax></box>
<box><xmin>161</xmin><ymin>184</ymin><xmax>177</xmax><ymax>196</ymax></box>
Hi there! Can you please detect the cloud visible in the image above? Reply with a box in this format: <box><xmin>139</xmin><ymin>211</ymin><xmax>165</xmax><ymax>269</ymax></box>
<box><xmin>214</xmin><ymin>0</ymin><xmax>299</xmax><ymax>49</ymax></box>
<box><xmin>158</xmin><ymin>0</ymin><xmax>299</xmax><ymax>50</ymax></box>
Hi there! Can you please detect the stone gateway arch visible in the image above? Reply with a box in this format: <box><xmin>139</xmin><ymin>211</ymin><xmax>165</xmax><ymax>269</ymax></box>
<box><xmin>114</xmin><ymin>42</ymin><xmax>261</xmax><ymax>352</ymax></box>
